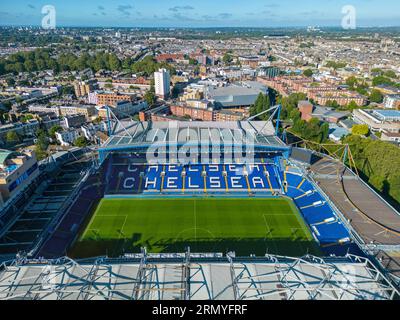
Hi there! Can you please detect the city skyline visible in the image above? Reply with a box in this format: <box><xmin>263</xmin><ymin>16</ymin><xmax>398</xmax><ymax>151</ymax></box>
<box><xmin>1</xmin><ymin>0</ymin><xmax>400</xmax><ymax>28</ymax></box>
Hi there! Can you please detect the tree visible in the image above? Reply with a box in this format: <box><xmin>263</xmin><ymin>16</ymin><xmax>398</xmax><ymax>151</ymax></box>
<box><xmin>346</xmin><ymin>101</ymin><xmax>359</xmax><ymax>111</ymax></box>
<box><xmin>20</xmin><ymin>114</ymin><xmax>34</xmax><ymax>123</ymax></box>
<box><xmin>325</xmin><ymin>100</ymin><xmax>340</xmax><ymax>108</ymax></box>
<box><xmin>369</xmin><ymin>89</ymin><xmax>383</xmax><ymax>103</ymax></box>
<box><xmin>372</xmin><ymin>76</ymin><xmax>393</xmax><ymax>87</ymax></box>
<box><xmin>93</xmin><ymin>116</ymin><xmax>103</xmax><ymax>124</ymax></box>
<box><xmin>303</xmin><ymin>69</ymin><xmax>313</xmax><ymax>78</ymax></box>
<box><xmin>6</xmin><ymin>78</ymin><xmax>15</xmax><ymax>87</ymax></box>
<box><xmin>346</xmin><ymin>76</ymin><xmax>358</xmax><ymax>89</ymax></box>
<box><xmin>320</xmin><ymin>122</ymin><xmax>330</xmax><ymax>142</ymax></box>
<box><xmin>351</xmin><ymin>124</ymin><xmax>369</xmax><ymax>136</ymax></box>
<box><xmin>6</xmin><ymin>131</ymin><xmax>19</xmax><ymax>144</ymax></box>
<box><xmin>222</xmin><ymin>53</ymin><xmax>233</xmax><ymax>65</ymax></box>
<box><xmin>279</xmin><ymin>92</ymin><xmax>307</xmax><ymax>120</ymax></box>
<box><xmin>144</xmin><ymin>89</ymin><xmax>156</xmax><ymax>106</ymax></box>
<box><xmin>188</xmin><ymin>58</ymin><xmax>198</xmax><ymax>65</ymax></box>
<box><xmin>250</xmin><ymin>93</ymin><xmax>271</xmax><ymax>119</ymax></box>
<box><xmin>49</xmin><ymin>125</ymin><xmax>63</xmax><ymax>139</ymax></box>
<box><xmin>343</xmin><ymin>135</ymin><xmax>400</xmax><ymax>207</ymax></box>
<box><xmin>35</xmin><ymin>129</ymin><xmax>49</xmax><ymax>152</ymax></box>
<box><xmin>325</xmin><ymin>61</ymin><xmax>347</xmax><ymax>70</ymax></box>
<box><xmin>108</xmin><ymin>54</ymin><xmax>121</xmax><ymax>71</ymax></box>
<box><xmin>74</xmin><ymin>136</ymin><xmax>89</xmax><ymax>147</ymax></box>
<box><xmin>2</xmin><ymin>101</ymin><xmax>12</xmax><ymax>111</ymax></box>
<box><xmin>384</xmin><ymin>70</ymin><xmax>397</xmax><ymax>79</ymax></box>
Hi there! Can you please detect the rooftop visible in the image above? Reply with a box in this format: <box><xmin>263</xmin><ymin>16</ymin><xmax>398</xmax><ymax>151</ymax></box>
<box><xmin>0</xmin><ymin>254</ymin><xmax>397</xmax><ymax>300</ymax></box>
<box><xmin>373</xmin><ymin>109</ymin><xmax>400</xmax><ymax>120</ymax></box>
<box><xmin>100</xmin><ymin>120</ymin><xmax>287</xmax><ymax>152</ymax></box>
<box><xmin>207</xmin><ymin>85</ymin><xmax>266</xmax><ymax>108</ymax></box>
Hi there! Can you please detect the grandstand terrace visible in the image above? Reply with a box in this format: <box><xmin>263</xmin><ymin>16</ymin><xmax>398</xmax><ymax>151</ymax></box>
<box><xmin>309</xmin><ymin>156</ymin><xmax>400</xmax><ymax>283</ymax></box>
<box><xmin>0</xmin><ymin>154</ymin><xmax>93</xmax><ymax>258</ymax></box>
<box><xmin>310</xmin><ymin>157</ymin><xmax>400</xmax><ymax>246</ymax></box>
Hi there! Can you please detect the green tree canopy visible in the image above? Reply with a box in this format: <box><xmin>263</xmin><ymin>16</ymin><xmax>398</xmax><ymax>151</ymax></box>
<box><xmin>303</xmin><ymin>69</ymin><xmax>314</xmax><ymax>78</ymax></box>
<box><xmin>351</xmin><ymin>124</ymin><xmax>369</xmax><ymax>136</ymax></box>
<box><xmin>6</xmin><ymin>131</ymin><xmax>19</xmax><ymax>144</ymax></box>
<box><xmin>369</xmin><ymin>89</ymin><xmax>383</xmax><ymax>103</ymax></box>
<box><xmin>74</xmin><ymin>136</ymin><xmax>89</xmax><ymax>147</ymax></box>
<box><xmin>49</xmin><ymin>125</ymin><xmax>63</xmax><ymax>139</ymax></box>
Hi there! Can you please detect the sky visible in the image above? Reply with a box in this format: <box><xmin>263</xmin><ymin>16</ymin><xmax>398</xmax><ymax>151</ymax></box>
<box><xmin>0</xmin><ymin>0</ymin><xmax>399</xmax><ymax>28</ymax></box>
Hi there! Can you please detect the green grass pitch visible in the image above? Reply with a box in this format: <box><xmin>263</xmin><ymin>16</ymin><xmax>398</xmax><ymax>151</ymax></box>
<box><xmin>70</xmin><ymin>197</ymin><xmax>321</xmax><ymax>258</ymax></box>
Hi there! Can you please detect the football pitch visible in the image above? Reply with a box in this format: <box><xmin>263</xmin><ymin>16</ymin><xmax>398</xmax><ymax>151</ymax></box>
<box><xmin>70</xmin><ymin>197</ymin><xmax>321</xmax><ymax>258</ymax></box>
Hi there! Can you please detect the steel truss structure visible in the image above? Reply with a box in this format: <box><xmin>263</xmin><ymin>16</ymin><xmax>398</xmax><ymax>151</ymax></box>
<box><xmin>0</xmin><ymin>252</ymin><xmax>398</xmax><ymax>300</ymax></box>
<box><xmin>98</xmin><ymin>106</ymin><xmax>289</xmax><ymax>165</ymax></box>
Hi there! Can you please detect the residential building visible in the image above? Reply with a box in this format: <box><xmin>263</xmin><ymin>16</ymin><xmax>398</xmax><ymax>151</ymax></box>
<box><xmin>381</xmin><ymin>131</ymin><xmax>400</xmax><ymax>144</ymax></box>
<box><xmin>98</xmin><ymin>101</ymin><xmax>147</xmax><ymax>118</ymax></box>
<box><xmin>55</xmin><ymin>129</ymin><xmax>82</xmax><ymax>147</ymax></box>
<box><xmin>383</xmin><ymin>95</ymin><xmax>400</xmax><ymax>109</ymax></box>
<box><xmin>74</xmin><ymin>80</ymin><xmax>97</xmax><ymax>97</ymax></box>
<box><xmin>59</xmin><ymin>105</ymin><xmax>96</xmax><ymax>120</ymax></box>
<box><xmin>95</xmin><ymin>92</ymin><xmax>135</xmax><ymax>106</ymax></box>
<box><xmin>0</xmin><ymin>149</ymin><xmax>39</xmax><ymax>207</ymax></box>
<box><xmin>154</xmin><ymin>68</ymin><xmax>171</xmax><ymax>99</ymax></box>
<box><xmin>62</xmin><ymin>114</ymin><xmax>86</xmax><ymax>129</ymax></box>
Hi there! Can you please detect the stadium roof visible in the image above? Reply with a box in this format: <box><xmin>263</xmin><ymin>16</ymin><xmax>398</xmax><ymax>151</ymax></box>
<box><xmin>100</xmin><ymin>120</ymin><xmax>288</xmax><ymax>151</ymax></box>
<box><xmin>0</xmin><ymin>254</ymin><xmax>398</xmax><ymax>300</ymax></box>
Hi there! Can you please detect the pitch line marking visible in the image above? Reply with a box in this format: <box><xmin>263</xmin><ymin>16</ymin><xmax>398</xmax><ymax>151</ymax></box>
<box><xmin>262</xmin><ymin>215</ymin><xmax>279</xmax><ymax>253</ymax></box>
<box><xmin>194</xmin><ymin>199</ymin><xmax>197</xmax><ymax>242</ymax></box>
<box><xmin>118</xmin><ymin>215</ymin><xmax>128</xmax><ymax>239</ymax></box>
<box><xmin>262</xmin><ymin>213</ymin><xmax>295</xmax><ymax>216</ymax></box>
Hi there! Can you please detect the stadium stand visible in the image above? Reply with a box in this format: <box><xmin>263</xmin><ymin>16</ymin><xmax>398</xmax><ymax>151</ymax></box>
<box><xmin>37</xmin><ymin>166</ymin><xmax>105</xmax><ymax>258</ymax></box>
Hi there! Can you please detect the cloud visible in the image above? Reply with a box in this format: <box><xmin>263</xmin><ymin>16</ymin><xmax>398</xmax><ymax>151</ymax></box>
<box><xmin>170</xmin><ymin>13</ymin><xmax>197</xmax><ymax>21</ymax></box>
<box><xmin>264</xmin><ymin>3</ymin><xmax>280</xmax><ymax>8</ymax></box>
<box><xmin>218</xmin><ymin>13</ymin><xmax>232</xmax><ymax>19</ymax></box>
<box><xmin>117</xmin><ymin>5</ymin><xmax>134</xmax><ymax>16</ymax></box>
<box><xmin>201</xmin><ymin>13</ymin><xmax>234</xmax><ymax>21</ymax></box>
<box><xmin>169</xmin><ymin>6</ymin><xmax>195</xmax><ymax>12</ymax></box>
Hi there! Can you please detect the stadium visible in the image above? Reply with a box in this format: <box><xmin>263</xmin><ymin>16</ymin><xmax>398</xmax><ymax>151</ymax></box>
<box><xmin>0</xmin><ymin>106</ymin><xmax>399</xmax><ymax>300</ymax></box>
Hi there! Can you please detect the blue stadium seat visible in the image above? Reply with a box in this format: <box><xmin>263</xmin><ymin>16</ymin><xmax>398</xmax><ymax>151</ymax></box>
<box><xmin>205</xmin><ymin>165</ymin><xmax>226</xmax><ymax>190</ymax></box>
<box><xmin>247</xmin><ymin>165</ymin><xmax>270</xmax><ymax>190</ymax></box>
<box><xmin>299</xmin><ymin>180</ymin><xmax>314</xmax><ymax>192</ymax></box>
<box><xmin>163</xmin><ymin>165</ymin><xmax>183</xmax><ymax>191</ymax></box>
<box><xmin>286</xmin><ymin>173</ymin><xmax>303</xmax><ymax>187</ymax></box>
<box><xmin>225</xmin><ymin>165</ymin><xmax>248</xmax><ymax>191</ymax></box>
<box><xmin>301</xmin><ymin>204</ymin><xmax>336</xmax><ymax>225</ymax></box>
<box><xmin>265</xmin><ymin>165</ymin><xmax>280</xmax><ymax>189</ymax></box>
<box><xmin>144</xmin><ymin>165</ymin><xmax>163</xmax><ymax>191</ymax></box>
<box><xmin>314</xmin><ymin>222</ymin><xmax>350</xmax><ymax>244</ymax></box>
<box><xmin>185</xmin><ymin>165</ymin><xmax>204</xmax><ymax>190</ymax></box>
<box><xmin>295</xmin><ymin>192</ymin><xmax>324</xmax><ymax>207</ymax></box>
<box><xmin>286</xmin><ymin>187</ymin><xmax>305</xmax><ymax>198</ymax></box>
